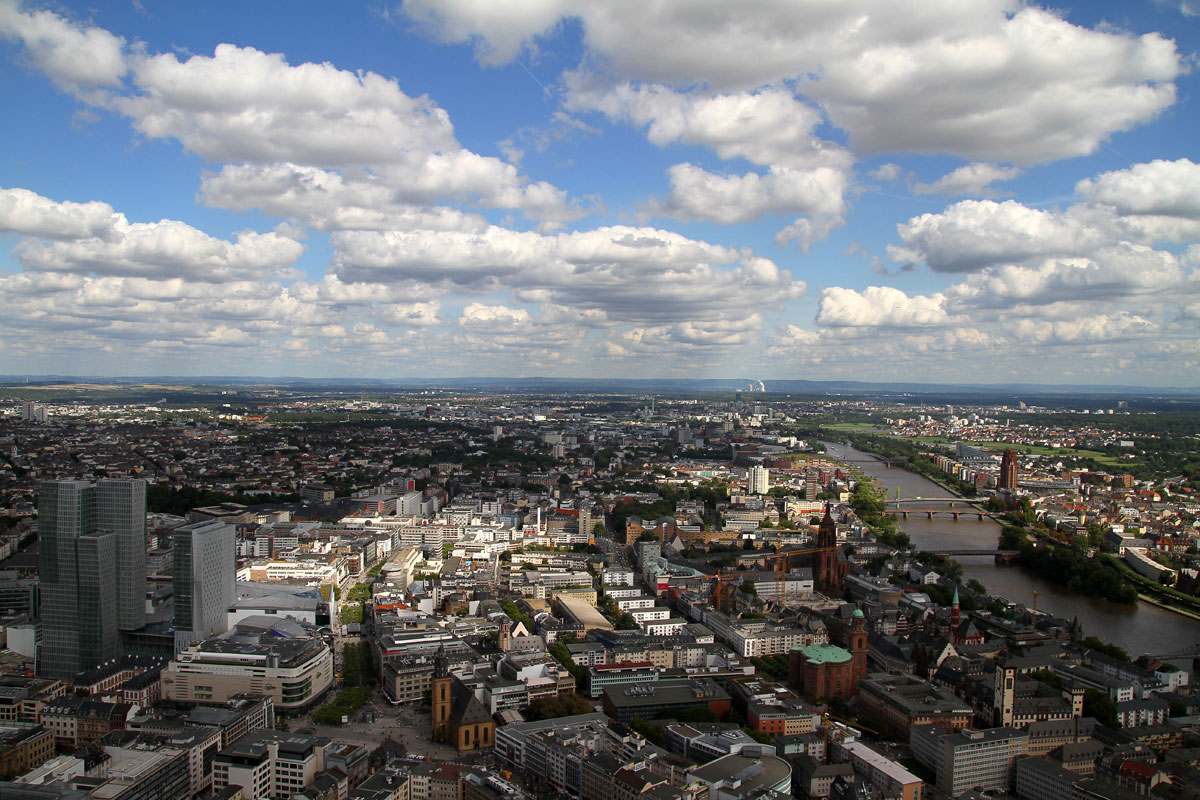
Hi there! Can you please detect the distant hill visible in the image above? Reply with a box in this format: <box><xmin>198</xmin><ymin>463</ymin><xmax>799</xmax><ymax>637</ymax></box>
<box><xmin>1</xmin><ymin>374</ymin><xmax>1198</xmax><ymax>397</ymax></box>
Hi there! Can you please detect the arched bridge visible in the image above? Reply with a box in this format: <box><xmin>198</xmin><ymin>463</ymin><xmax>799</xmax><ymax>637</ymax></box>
<box><xmin>837</xmin><ymin>457</ymin><xmax>893</xmax><ymax>467</ymax></box>
<box><xmin>886</xmin><ymin>497</ymin><xmax>991</xmax><ymax>520</ymax></box>
<box><xmin>928</xmin><ymin>549</ymin><xmax>1021</xmax><ymax>564</ymax></box>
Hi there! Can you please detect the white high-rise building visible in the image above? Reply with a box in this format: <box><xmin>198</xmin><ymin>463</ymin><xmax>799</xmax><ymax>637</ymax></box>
<box><xmin>748</xmin><ymin>465</ymin><xmax>770</xmax><ymax>495</ymax></box>
<box><xmin>174</xmin><ymin>520</ymin><xmax>236</xmax><ymax>650</ymax></box>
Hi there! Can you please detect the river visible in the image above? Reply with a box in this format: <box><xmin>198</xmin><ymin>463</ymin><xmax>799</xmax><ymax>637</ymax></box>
<box><xmin>823</xmin><ymin>441</ymin><xmax>1200</xmax><ymax>659</ymax></box>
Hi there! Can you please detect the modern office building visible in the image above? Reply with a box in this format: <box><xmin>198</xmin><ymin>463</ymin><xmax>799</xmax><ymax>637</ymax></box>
<box><xmin>38</xmin><ymin>479</ymin><xmax>147</xmax><ymax>679</ymax></box>
<box><xmin>911</xmin><ymin>725</ymin><xmax>1027</xmax><ymax>797</ymax></box>
<box><xmin>98</xmin><ymin>479</ymin><xmax>148</xmax><ymax>631</ymax></box>
<box><xmin>173</xmin><ymin>521</ymin><xmax>236</xmax><ymax>650</ymax></box>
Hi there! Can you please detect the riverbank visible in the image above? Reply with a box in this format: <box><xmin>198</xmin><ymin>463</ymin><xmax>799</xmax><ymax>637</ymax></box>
<box><xmin>824</xmin><ymin>430</ymin><xmax>980</xmax><ymax>497</ymax></box>
<box><xmin>1138</xmin><ymin>593</ymin><xmax>1200</xmax><ymax>622</ymax></box>
<box><xmin>822</xmin><ymin>440</ymin><xmax>1200</xmax><ymax>657</ymax></box>
<box><xmin>1110</xmin><ymin>557</ymin><xmax>1200</xmax><ymax>618</ymax></box>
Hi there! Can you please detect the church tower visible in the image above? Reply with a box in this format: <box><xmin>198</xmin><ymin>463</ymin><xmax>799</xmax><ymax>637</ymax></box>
<box><xmin>431</xmin><ymin>647</ymin><xmax>451</xmax><ymax>743</ymax></box>
<box><xmin>950</xmin><ymin>586</ymin><xmax>961</xmax><ymax>641</ymax></box>
<box><xmin>816</xmin><ymin>504</ymin><xmax>841</xmax><ymax>593</ymax></box>
<box><xmin>850</xmin><ymin>608</ymin><xmax>868</xmax><ymax>694</ymax></box>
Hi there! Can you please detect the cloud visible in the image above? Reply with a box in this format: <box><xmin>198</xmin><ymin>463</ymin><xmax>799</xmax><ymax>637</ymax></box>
<box><xmin>657</xmin><ymin>163</ymin><xmax>847</xmax><ymax>225</ymax></box>
<box><xmin>0</xmin><ymin>32</ymin><xmax>585</xmax><ymax>228</ymax></box>
<box><xmin>401</xmin><ymin>0</ymin><xmax>572</xmax><ymax>67</ymax></box>
<box><xmin>1008</xmin><ymin>312</ymin><xmax>1157</xmax><ymax>345</ymax></box>
<box><xmin>0</xmin><ymin>187</ymin><xmax>122</xmax><ymax>240</ymax></box>
<box><xmin>1</xmin><ymin>187</ymin><xmax>304</xmax><ymax>282</ymax></box>
<box><xmin>601</xmin><ymin>315</ymin><xmax>762</xmax><ymax>361</ymax></box>
<box><xmin>0</xmin><ymin>0</ymin><xmax>126</xmax><ymax>92</ymax></box>
<box><xmin>816</xmin><ymin>286</ymin><xmax>954</xmax><ymax>328</ymax></box>
<box><xmin>404</xmin><ymin>1</ymin><xmax>1183</xmax><ymax>164</ymax></box>
<box><xmin>890</xmin><ymin>199</ymin><xmax>1108</xmax><ymax>273</ymax></box>
<box><xmin>108</xmin><ymin>44</ymin><xmax>582</xmax><ymax>225</ymax></box>
<box><xmin>566</xmin><ymin>82</ymin><xmax>851</xmax><ymax>170</ymax></box>
<box><xmin>774</xmin><ymin>215</ymin><xmax>846</xmax><ymax>252</ymax></box>
<box><xmin>1075</xmin><ymin>158</ymin><xmax>1200</xmax><ymax>219</ymax></box>
<box><xmin>199</xmin><ymin>163</ymin><xmax>494</xmax><ymax>233</ymax></box>
<box><xmin>116</xmin><ymin>43</ymin><xmax>455</xmax><ymax>166</ymax></box>
<box><xmin>893</xmin><ymin>158</ymin><xmax>1200</xmax><ymax>274</ymax></box>
<box><xmin>914</xmin><ymin>162</ymin><xmax>1022</xmax><ymax>196</ymax></box>
<box><xmin>946</xmin><ymin>243</ymin><xmax>1190</xmax><ymax>308</ymax></box>
<box><xmin>332</xmin><ymin>224</ymin><xmax>805</xmax><ymax>323</ymax></box>
<box><xmin>868</xmin><ymin>163</ymin><xmax>903</xmax><ymax>181</ymax></box>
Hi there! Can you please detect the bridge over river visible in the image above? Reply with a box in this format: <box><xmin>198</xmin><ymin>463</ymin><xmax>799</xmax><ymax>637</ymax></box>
<box><xmin>928</xmin><ymin>549</ymin><xmax>1022</xmax><ymax>564</ymax></box>
<box><xmin>885</xmin><ymin>497</ymin><xmax>993</xmax><ymax>521</ymax></box>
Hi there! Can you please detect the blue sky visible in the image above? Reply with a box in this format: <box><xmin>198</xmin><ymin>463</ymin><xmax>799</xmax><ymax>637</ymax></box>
<box><xmin>1</xmin><ymin>0</ymin><xmax>1198</xmax><ymax>385</ymax></box>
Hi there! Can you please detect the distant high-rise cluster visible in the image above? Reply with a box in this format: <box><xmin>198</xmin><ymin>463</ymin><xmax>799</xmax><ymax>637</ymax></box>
<box><xmin>37</xmin><ymin>479</ymin><xmax>146</xmax><ymax>679</ymax></box>
<box><xmin>21</xmin><ymin>402</ymin><xmax>47</xmax><ymax>423</ymax></box>
<box><xmin>1000</xmin><ymin>449</ymin><xmax>1019</xmax><ymax>491</ymax></box>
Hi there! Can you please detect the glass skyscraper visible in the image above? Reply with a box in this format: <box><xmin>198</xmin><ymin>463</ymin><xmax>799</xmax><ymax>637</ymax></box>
<box><xmin>38</xmin><ymin>479</ymin><xmax>147</xmax><ymax>679</ymax></box>
<box><xmin>173</xmin><ymin>520</ymin><xmax>236</xmax><ymax>650</ymax></box>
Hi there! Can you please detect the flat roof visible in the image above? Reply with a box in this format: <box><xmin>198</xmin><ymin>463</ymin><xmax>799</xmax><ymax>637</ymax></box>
<box><xmin>840</xmin><ymin>741</ymin><xmax>921</xmax><ymax>785</ymax></box>
<box><xmin>556</xmin><ymin>596</ymin><xmax>612</xmax><ymax>630</ymax></box>
<box><xmin>689</xmin><ymin>753</ymin><xmax>790</xmax><ymax>793</ymax></box>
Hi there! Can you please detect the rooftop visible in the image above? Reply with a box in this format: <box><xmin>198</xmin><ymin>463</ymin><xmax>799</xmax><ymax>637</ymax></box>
<box><xmin>794</xmin><ymin>644</ymin><xmax>852</xmax><ymax>665</ymax></box>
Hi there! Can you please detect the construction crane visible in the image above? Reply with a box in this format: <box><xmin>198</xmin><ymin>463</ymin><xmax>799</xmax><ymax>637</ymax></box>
<box><xmin>986</xmin><ymin>583</ymin><xmax>1043</xmax><ymax>627</ymax></box>
<box><xmin>765</xmin><ymin>538</ymin><xmax>837</xmax><ymax>606</ymax></box>
<box><xmin>699</xmin><ymin>571</ymin><xmax>743</xmax><ymax>613</ymax></box>
<box><xmin>819</xmin><ymin>707</ymin><xmax>882</xmax><ymax>751</ymax></box>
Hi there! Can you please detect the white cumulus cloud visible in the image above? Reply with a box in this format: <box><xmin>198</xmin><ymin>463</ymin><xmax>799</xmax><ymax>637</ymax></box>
<box><xmin>0</xmin><ymin>0</ymin><xmax>126</xmax><ymax>91</ymax></box>
<box><xmin>914</xmin><ymin>163</ymin><xmax>1022</xmax><ymax>196</ymax></box>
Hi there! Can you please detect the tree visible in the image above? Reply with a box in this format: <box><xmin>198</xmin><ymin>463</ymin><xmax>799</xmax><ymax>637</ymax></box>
<box><xmin>743</xmin><ymin>539</ymin><xmax>755</xmax><ymax>550</ymax></box>
<box><xmin>1029</xmin><ymin>669</ymin><xmax>1062</xmax><ymax>690</ymax></box>
<box><xmin>593</xmin><ymin>522</ymin><xmax>606</xmax><ymax>538</ymax></box>
<box><xmin>743</xmin><ymin>728</ymin><xmax>773</xmax><ymax>745</ymax></box>
<box><xmin>740</xmin><ymin>580</ymin><xmax>758</xmax><ymax>596</ymax></box>
<box><xmin>1083</xmin><ymin>689</ymin><xmax>1119</xmax><ymax>728</ymax></box>
<box><xmin>684</xmin><ymin>706</ymin><xmax>721</xmax><ymax>723</ymax></box>
<box><xmin>1081</xmin><ymin>636</ymin><xmax>1130</xmax><ymax>663</ymax></box>
<box><xmin>629</xmin><ymin>717</ymin><xmax>666</xmax><ymax>747</ymax></box>
<box><xmin>526</xmin><ymin>693</ymin><xmax>592</xmax><ymax>721</ymax></box>
<box><xmin>615</xmin><ymin>612</ymin><xmax>640</xmax><ymax>630</ymax></box>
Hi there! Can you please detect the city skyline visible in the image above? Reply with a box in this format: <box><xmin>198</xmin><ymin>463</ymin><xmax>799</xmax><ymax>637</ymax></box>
<box><xmin>1</xmin><ymin>1</ymin><xmax>1198</xmax><ymax>385</ymax></box>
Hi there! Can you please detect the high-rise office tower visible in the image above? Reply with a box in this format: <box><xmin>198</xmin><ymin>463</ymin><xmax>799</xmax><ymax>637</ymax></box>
<box><xmin>1000</xmin><ymin>450</ymin><xmax>1019</xmax><ymax>491</ymax></box>
<box><xmin>173</xmin><ymin>520</ymin><xmax>236</xmax><ymax>650</ymax></box>
<box><xmin>97</xmin><ymin>479</ymin><xmax>147</xmax><ymax>631</ymax></box>
<box><xmin>76</xmin><ymin>530</ymin><xmax>119</xmax><ymax>671</ymax></box>
<box><xmin>38</xmin><ymin>479</ymin><xmax>146</xmax><ymax>678</ymax></box>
